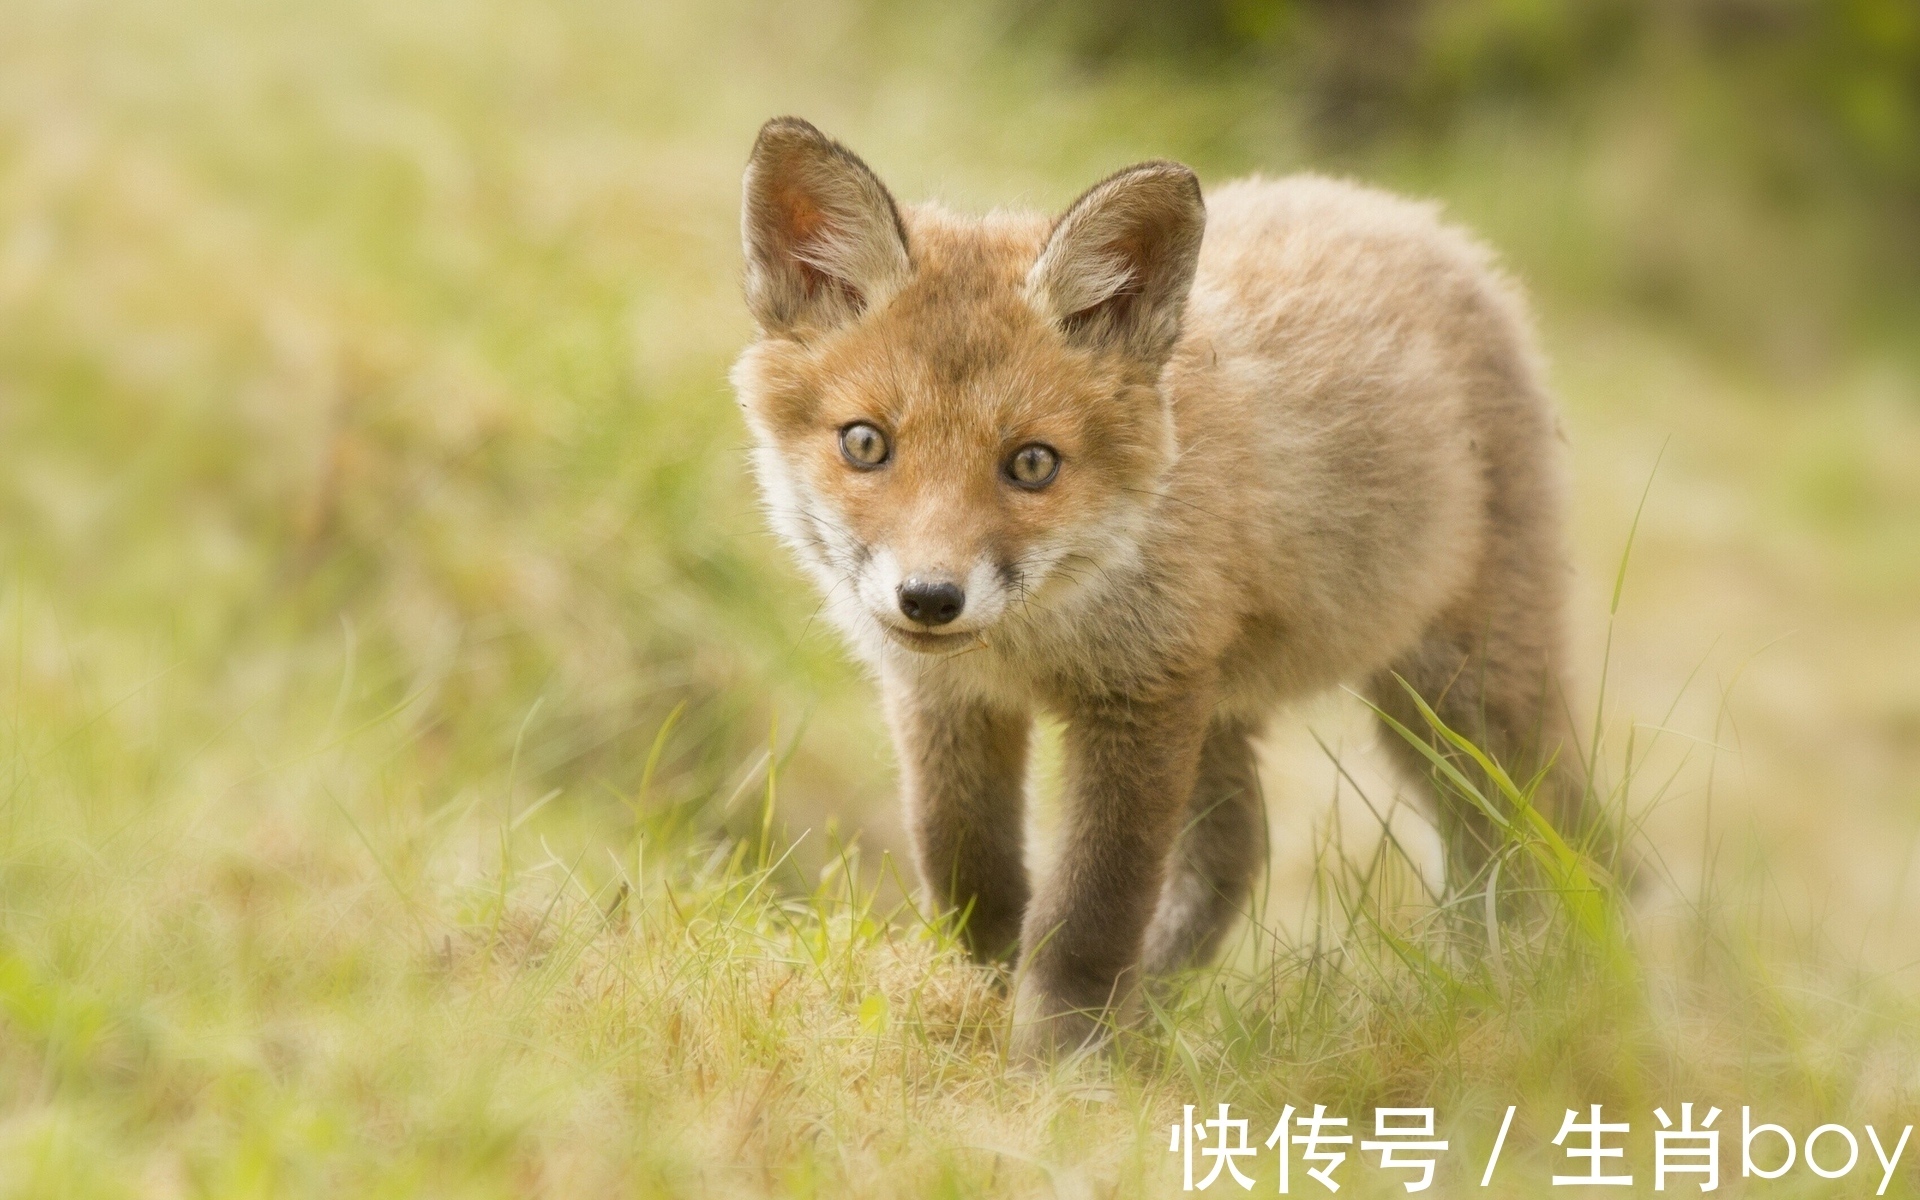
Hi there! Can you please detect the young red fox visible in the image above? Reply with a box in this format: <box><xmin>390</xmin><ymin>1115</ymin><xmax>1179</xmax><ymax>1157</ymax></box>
<box><xmin>732</xmin><ymin>117</ymin><xmax>1617</xmax><ymax>1059</ymax></box>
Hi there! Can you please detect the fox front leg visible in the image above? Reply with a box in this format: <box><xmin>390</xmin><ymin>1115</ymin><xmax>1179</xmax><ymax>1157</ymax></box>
<box><xmin>1013</xmin><ymin>684</ymin><xmax>1211</xmax><ymax>1060</ymax></box>
<box><xmin>884</xmin><ymin>676</ymin><xmax>1032</xmax><ymax>963</ymax></box>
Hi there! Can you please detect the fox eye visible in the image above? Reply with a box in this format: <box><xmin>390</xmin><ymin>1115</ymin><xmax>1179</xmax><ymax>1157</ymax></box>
<box><xmin>1006</xmin><ymin>443</ymin><xmax>1060</xmax><ymax>489</ymax></box>
<box><xmin>839</xmin><ymin>422</ymin><xmax>889</xmax><ymax>468</ymax></box>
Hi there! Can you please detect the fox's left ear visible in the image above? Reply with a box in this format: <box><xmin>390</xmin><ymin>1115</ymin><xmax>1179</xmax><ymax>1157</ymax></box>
<box><xmin>741</xmin><ymin>117</ymin><xmax>911</xmax><ymax>336</ymax></box>
<box><xmin>1028</xmin><ymin>161</ymin><xmax>1205</xmax><ymax>364</ymax></box>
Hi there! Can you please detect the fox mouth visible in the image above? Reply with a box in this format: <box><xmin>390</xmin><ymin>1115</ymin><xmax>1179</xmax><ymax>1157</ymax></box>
<box><xmin>880</xmin><ymin>625</ymin><xmax>981</xmax><ymax>654</ymax></box>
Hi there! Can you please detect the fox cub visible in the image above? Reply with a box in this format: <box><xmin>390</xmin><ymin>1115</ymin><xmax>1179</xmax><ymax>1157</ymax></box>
<box><xmin>732</xmin><ymin>117</ymin><xmax>1613</xmax><ymax>1058</ymax></box>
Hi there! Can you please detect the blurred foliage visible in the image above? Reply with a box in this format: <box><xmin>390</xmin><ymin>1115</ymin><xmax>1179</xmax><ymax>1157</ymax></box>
<box><xmin>1025</xmin><ymin>0</ymin><xmax>1920</xmax><ymax>190</ymax></box>
<box><xmin>0</xmin><ymin>0</ymin><xmax>882</xmax><ymax>860</ymax></box>
<box><xmin>0</xmin><ymin>0</ymin><xmax>1913</xmax><ymax>876</ymax></box>
<box><xmin>1015</xmin><ymin>0</ymin><xmax>1920</xmax><ymax>343</ymax></box>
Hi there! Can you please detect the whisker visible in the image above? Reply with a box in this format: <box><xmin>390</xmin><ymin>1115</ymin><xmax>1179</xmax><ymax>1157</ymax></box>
<box><xmin>1119</xmin><ymin>484</ymin><xmax>1230</xmax><ymax>524</ymax></box>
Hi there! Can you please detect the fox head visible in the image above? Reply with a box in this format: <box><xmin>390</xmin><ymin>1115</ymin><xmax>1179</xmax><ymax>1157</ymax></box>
<box><xmin>730</xmin><ymin>117</ymin><xmax>1205</xmax><ymax>663</ymax></box>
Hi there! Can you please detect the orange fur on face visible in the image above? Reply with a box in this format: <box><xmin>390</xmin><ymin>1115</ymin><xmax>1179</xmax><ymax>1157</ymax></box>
<box><xmin>736</xmin><ymin>207</ymin><xmax>1174</xmax><ymax>659</ymax></box>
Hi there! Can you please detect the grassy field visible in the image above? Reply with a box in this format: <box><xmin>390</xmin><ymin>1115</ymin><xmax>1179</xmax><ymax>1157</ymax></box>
<box><xmin>3</xmin><ymin>0</ymin><xmax>1920</xmax><ymax>1195</ymax></box>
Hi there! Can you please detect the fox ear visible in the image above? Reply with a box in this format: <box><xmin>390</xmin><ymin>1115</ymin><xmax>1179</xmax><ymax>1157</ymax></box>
<box><xmin>741</xmin><ymin>117</ymin><xmax>911</xmax><ymax>335</ymax></box>
<box><xmin>1028</xmin><ymin>161</ymin><xmax>1204</xmax><ymax>363</ymax></box>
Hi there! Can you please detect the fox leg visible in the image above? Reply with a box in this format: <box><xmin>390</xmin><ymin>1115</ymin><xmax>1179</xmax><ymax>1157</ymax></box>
<box><xmin>1013</xmin><ymin>685</ymin><xmax>1211</xmax><ymax>1060</ymax></box>
<box><xmin>884</xmin><ymin>678</ymin><xmax>1032</xmax><ymax>962</ymax></box>
<box><xmin>1141</xmin><ymin>718</ymin><xmax>1268</xmax><ymax>977</ymax></box>
<box><xmin>1370</xmin><ymin>629</ymin><xmax>1627</xmax><ymax>893</ymax></box>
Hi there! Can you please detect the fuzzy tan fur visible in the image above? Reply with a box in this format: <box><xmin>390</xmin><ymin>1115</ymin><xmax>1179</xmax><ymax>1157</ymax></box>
<box><xmin>732</xmin><ymin>117</ymin><xmax>1614</xmax><ymax>1059</ymax></box>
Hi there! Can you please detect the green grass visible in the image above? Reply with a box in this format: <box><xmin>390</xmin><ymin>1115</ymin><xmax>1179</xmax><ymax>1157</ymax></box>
<box><xmin>9</xmin><ymin>583</ymin><xmax>1920</xmax><ymax>1198</ymax></box>
<box><xmin>3</xmin><ymin>0</ymin><xmax>1919</xmax><ymax>1195</ymax></box>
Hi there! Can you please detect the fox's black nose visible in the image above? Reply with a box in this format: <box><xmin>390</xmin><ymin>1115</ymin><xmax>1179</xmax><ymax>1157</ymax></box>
<box><xmin>898</xmin><ymin>578</ymin><xmax>965</xmax><ymax>627</ymax></box>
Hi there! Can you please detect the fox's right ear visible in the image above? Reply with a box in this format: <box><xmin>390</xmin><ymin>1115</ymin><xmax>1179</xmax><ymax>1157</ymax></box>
<box><xmin>741</xmin><ymin>117</ymin><xmax>910</xmax><ymax>336</ymax></box>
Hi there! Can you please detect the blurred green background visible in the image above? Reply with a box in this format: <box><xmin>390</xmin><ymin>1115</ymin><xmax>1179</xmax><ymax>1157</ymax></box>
<box><xmin>4</xmin><ymin>1</ymin><xmax>1920</xmax><ymax>1193</ymax></box>
<box><xmin>3</xmin><ymin>0</ymin><xmax>1918</xmax><ymax>958</ymax></box>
